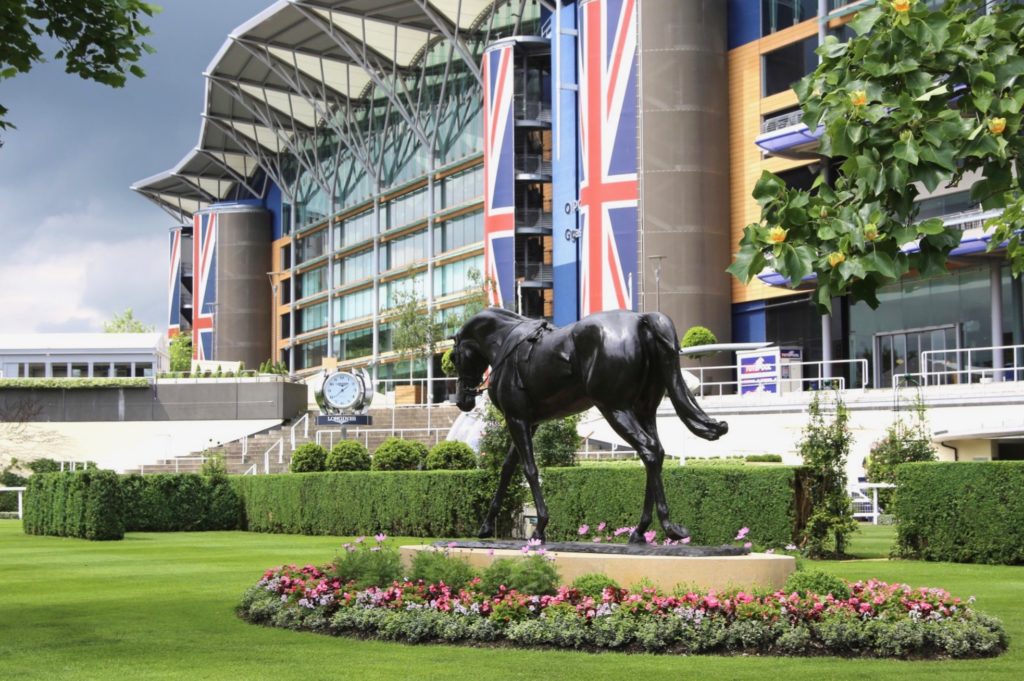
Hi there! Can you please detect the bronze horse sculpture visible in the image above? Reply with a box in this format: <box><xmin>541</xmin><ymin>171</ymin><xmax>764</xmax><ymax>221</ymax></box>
<box><xmin>451</xmin><ymin>307</ymin><xmax>728</xmax><ymax>544</ymax></box>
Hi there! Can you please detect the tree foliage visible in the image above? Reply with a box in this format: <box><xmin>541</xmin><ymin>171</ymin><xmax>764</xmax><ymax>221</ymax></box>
<box><xmin>866</xmin><ymin>395</ymin><xmax>937</xmax><ymax>507</ymax></box>
<box><xmin>797</xmin><ymin>392</ymin><xmax>857</xmax><ymax>557</ymax></box>
<box><xmin>1</xmin><ymin>0</ymin><xmax>159</xmax><ymax>131</ymax></box>
<box><xmin>390</xmin><ymin>280</ymin><xmax>442</xmax><ymax>383</ymax></box>
<box><xmin>103</xmin><ymin>307</ymin><xmax>153</xmax><ymax>333</ymax></box>
<box><xmin>168</xmin><ymin>334</ymin><xmax>191</xmax><ymax>372</ymax></box>
<box><xmin>730</xmin><ymin>0</ymin><xmax>1024</xmax><ymax>311</ymax></box>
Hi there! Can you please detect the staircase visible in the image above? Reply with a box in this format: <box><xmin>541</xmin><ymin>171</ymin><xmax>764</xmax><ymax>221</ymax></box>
<box><xmin>124</xmin><ymin>404</ymin><xmax>464</xmax><ymax>476</ymax></box>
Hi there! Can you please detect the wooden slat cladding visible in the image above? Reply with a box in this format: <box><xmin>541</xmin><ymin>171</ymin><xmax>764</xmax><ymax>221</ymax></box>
<box><xmin>728</xmin><ymin>19</ymin><xmax>820</xmax><ymax>306</ymax></box>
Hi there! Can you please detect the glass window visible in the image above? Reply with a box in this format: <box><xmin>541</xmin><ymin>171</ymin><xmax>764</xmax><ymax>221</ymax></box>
<box><xmin>434</xmin><ymin>210</ymin><xmax>484</xmax><ymax>254</ymax></box>
<box><xmin>134</xmin><ymin>363</ymin><xmax>153</xmax><ymax>378</ymax></box>
<box><xmin>297</xmin><ymin>266</ymin><xmax>327</xmax><ymax>299</ymax></box>
<box><xmin>762</xmin><ymin>0</ymin><xmax>818</xmax><ymax>36</ymax></box>
<box><xmin>114</xmin><ymin>364</ymin><xmax>132</xmax><ymax>378</ymax></box>
<box><xmin>340</xmin><ymin>209</ymin><xmax>375</xmax><ymax>247</ymax></box>
<box><xmin>51</xmin><ymin>364</ymin><xmax>68</xmax><ymax>378</ymax></box>
<box><xmin>763</xmin><ymin>36</ymin><xmax>818</xmax><ymax>97</ymax></box>
<box><xmin>297</xmin><ymin>301</ymin><xmax>328</xmax><ymax>334</ymax></box>
<box><xmin>296</xmin><ymin>229</ymin><xmax>327</xmax><ymax>263</ymax></box>
<box><xmin>71</xmin><ymin>363</ymin><xmax>89</xmax><ymax>377</ymax></box>
<box><xmin>915</xmin><ymin>191</ymin><xmax>978</xmax><ymax>221</ymax></box>
<box><xmin>28</xmin><ymin>363</ymin><xmax>46</xmax><ymax>377</ymax></box>
<box><xmin>334</xmin><ymin>288</ymin><xmax>374</xmax><ymax>322</ymax></box>
<box><xmin>297</xmin><ymin>338</ymin><xmax>327</xmax><ymax>370</ymax></box>
<box><xmin>386</xmin><ymin>188</ymin><xmax>428</xmax><ymax>230</ymax></box>
<box><xmin>442</xmin><ymin>166</ymin><xmax>484</xmax><ymax>209</ymax></box>
<box><xmin>380</xmin><ymin>229</ymin><xmax>428</xmax><ymax>271</ymax></box>
<box><xmin>340</xmin><ymin>249</ymin><xmax>374</xmax><ymax>285</ymax></box>
<box><xmin>334</xmin><ymin>327</ymin><xmax>374</xmax><ymax>360</ymax></box>
<box><xmin>433</xmin><ymin>255</ymin><xmax>484</xmax><ymax>297</ymax></box>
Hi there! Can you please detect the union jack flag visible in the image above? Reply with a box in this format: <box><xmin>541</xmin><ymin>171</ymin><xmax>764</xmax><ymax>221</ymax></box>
<box><xmin>192</xmin><ymin>212</ymin><xmax>217</xmax><ymax>360</ymax></box>
<box><xmin>578</xmin><ymin>0</ymin><xmax>638</xmax><ymax>318</ymax></box>
<box><xmin>481</xmin><ymin>44</ymin><xmax>515</xmax><ymax>309</ymax></box>
<box><xmin>168</xmin><ymin>228</ymin><xmax>182</xmax><ymax>338</ymax></box>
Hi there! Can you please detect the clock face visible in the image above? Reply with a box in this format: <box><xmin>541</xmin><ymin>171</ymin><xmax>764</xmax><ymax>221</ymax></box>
<box><xmin>323</xmin><ymin>372</ymin><xmax>361</xmax><ymax>410</ymax></box>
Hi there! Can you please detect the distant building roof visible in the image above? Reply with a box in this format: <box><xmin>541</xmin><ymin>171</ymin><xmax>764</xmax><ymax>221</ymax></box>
<box><xmin>0</xmin><ymin>333</ymin><xmax>165</xmax><ymax>354</ymax></box>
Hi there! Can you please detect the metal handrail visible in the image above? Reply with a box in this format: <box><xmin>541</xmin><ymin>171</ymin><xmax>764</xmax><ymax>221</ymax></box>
<box><xmin>291</xmin><ymin>412</ymin><xmax>310</xmax><ymax>451</ymax></box>
<box><xmin>690</xmin><ymin>357</ymin><xmax>867</xmax><ymax>396</ymax></box>
<box><xmin>242</xmin><ymin>464</ymin><xmax>258</xmax><ymax>476</ymax></box>
<box><xmin>316</xmin><ymin>426</ymin><xmax>449</xmax><ymax>451</ymax></box>
<box><xmin>263</xmin><ymin>438</ymin><xmax>284</xmax><ymax>474</ymax></box>
<box><xmin>919</xmin><ymin>342</ymin><xmax>1024</xmax><ymax>386</ymax></box>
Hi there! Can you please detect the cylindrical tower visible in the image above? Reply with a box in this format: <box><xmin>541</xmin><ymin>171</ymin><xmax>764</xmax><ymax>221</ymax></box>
<box><xmin>638</xmin><ymin>0</ymin><xmax>731</xmax><ymax>343</ymax></box>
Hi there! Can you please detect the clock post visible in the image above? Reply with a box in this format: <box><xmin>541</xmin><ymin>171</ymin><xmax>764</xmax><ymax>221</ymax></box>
<box><xmin>314</xmin><ymin>368</ymin><xmax>374</xmax><ymax>441</ymax></box>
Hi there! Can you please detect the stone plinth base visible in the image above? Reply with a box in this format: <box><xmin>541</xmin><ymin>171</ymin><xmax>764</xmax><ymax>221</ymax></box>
<box><xmin>399</xmin><ymin>544</ymin><xmax>796</xmax><ymax>592</ymax></box>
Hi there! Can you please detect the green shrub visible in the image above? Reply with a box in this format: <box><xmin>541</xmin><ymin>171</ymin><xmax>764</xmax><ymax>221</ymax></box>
<box><xmin>534</xmin><ymin>414</ymin><xmax>581</xmax><ymax>467</ymax></box>
<box><xmin>0</xmin><ymin>466</ymin><xmax>27</xmax><ymax>513</ymax></box>
<box><xmin>331</xmin><ymin>540</ymin><xmax>402</xmax><ymax>590</ymax></box>
<box><xmin>120</xmin><ymin>474</ymin><xmax>241</xmax><ymax>531</ymax></box>
<box><xmin>0</xmin><ymin>378</ymin><xmax>149</xmax><ymax>389</ymax></box>
<box><xmin>894</xmin><ymin>462</ymin><xmax>1024</xmax><ymax>564</ymax></box>
<box><xmin>425</xmin><ymin>441</ymin><xmax>477</xmax><ymax>470</ymax></box>
<box><xmin>290</xmin><ymin>443</ymin><xmax>327</xmax><ymax>473</ymax></box>
<box><xmin>681</xmin><ymin>325</ymin><xmax>717</xmax><ymax>350</ymax></box>
<box><xmin>866</xmin><ymin>398</ymin><xmax>936</xmax><ymax>508</ymax></box>
<box><xmin>480</xmin><ymin>555</ymin><xmax>560</xmax><ymax>596</ymax></box>
<box><xmin>570</xmin><ymin>572</ymin><xmax>620</xmax><ymax>599</ymax></box>
<box><xmin>326</xmin><ymin>441</ymin><xmax>371</xmax><ymax>471</ymax></box>
<box><xmin>409</xmin><ymin>549</ymin><xmax>478</xmax><ymax>590</ymax></box>
<box><xmin>372</xmin><ymin>438</ymin><xmax>422</xmax><ymax>471</ymax></box>
<box><xmin>441</xmin><ymin>348</ymin><xmax>456</xmax><ymax>377</ymax></box>
<box><xmin>745</xmin><ymin>454</ymin><xmax>782</xmax><ymax>463</ymax></box>
<box><xmin>477</xmin><ymin>404</ymin><xmax>512</xmax><ymax>471</ymax></box>
<box><xmin>541</xmin><ymin>465</ymin><xmax>800</xmax><ymax>545</ymax></box>
<box><xmin>27</xmin><ymin>458</ymin><xmax>60</xmax><ymax>474</ymax></box>
<box><xmin>231</xmin><ymin>470</ymin><xmax>520</xmax><ymax>537</ymax></box>
<box><xmin>784</xmin><ymin>569</ymin><xmax>851</xmax><ymax>600</ymax></box>
<box><xmin>200</xmin><ymin>451</ymin><xmax>227</xmax><ymax>477</ymax></box>
<box><xmin>23</xmin><ymin>471</ymin><xmax>124</xmax><ymax>540</ymax></box>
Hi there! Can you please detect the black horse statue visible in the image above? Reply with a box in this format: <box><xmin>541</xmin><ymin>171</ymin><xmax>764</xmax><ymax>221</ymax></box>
<box><xmin>451</xmin><ymin>307</ymin><xmax>728</xmax><ymax>544</ymax></box>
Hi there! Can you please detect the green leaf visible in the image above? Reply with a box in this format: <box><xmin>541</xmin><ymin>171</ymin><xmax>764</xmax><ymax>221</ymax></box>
<box><xmin>781</xmin><ymin>244</ymin><xmax>814</xmax><ymax>286</ymax></box>
<box><xmin>973</xmin><ymin>90</ymin><xmax>994</xmax><ymax>114</ymax></box>
<box><xmin>914</xmin><ymin>84</ymin><xmax>948</xmax><ymax>102</ymax></box>
<box><xmin>861</xmin><ymin>251</ymin><xmax>900</xmax><ymax>279</ymax></box>
<box><xmin>849</xmin><ymin>7</ymin><xmax>883</xmax><ymax>36</ymax></box>
<box><xmin>893</xmin><ymin>140</ymin><xmax>919</xmax><ymax>166</ymax></box>
<box><xmin>752</xmin><ymin>171</ymin><xmax>786</xmax><ymax>206</ymax></box>
<box><xmin>916</xmin><ymin>218</ymin><xmax>946</xmax><ymax>236</ymax></box>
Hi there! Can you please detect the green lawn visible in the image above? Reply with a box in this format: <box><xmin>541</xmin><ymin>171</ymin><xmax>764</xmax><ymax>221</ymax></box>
<box><xmin>1</xmin><ymin>521</ymin><xmax>1022</xmax><ymax>680</ymax></box>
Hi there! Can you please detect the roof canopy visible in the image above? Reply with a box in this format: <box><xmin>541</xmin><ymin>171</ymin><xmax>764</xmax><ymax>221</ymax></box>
<box><xmin>132</xmin><ymin>0</ymin><xmax>540</xmax><ymax>223</ymax></box>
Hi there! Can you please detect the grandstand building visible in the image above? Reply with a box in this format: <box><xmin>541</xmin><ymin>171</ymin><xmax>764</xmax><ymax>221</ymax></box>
<box><xmin>134</xmin><ymin>0</ymin><xmax>1022</xmax><ymax>397</ymax></box>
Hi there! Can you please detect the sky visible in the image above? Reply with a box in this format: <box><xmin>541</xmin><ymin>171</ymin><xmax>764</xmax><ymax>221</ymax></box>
<box><xmin>0</xmin><ymin>1</ymin><xmax>264</xmax><ymax>333</ymax></box>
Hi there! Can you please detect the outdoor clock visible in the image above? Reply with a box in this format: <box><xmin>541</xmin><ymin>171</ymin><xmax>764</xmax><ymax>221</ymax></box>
<box><xmin>317</xmin><ymin>368</ymin><xmax>373</xmax><ymax>413</ymax></box>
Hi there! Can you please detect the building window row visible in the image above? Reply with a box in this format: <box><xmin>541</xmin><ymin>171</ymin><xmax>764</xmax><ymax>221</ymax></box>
<box><xmin>380</xmin><ymin>229</ymin><xmax>428</xmax><ymax>271</ymax></box>
<box><xmin>434</xmin><ymin>255</ymin><xmax>484</xmax><ymax>298</ymax></box>
<box><xmin>434</xmin><ymin>210</ymin><xmax>483</xmax><ymax>254</ymax></box>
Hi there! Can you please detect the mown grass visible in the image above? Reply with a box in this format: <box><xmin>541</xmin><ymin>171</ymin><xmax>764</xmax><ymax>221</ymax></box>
<box><xmin>1</xmin><ymin>521</ymin><xmax>1021</xmax><ymax>680</ymax></box>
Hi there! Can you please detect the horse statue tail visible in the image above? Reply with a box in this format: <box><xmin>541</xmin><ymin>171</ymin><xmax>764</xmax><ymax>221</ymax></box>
<box><xmin>641</xmin><ymin>313</ymin><xmax>728</xmax><ymax>441</ymax></box>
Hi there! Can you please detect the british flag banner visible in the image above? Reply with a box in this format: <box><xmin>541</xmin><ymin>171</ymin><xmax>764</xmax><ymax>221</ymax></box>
<box><xmin>481</xmin><ymin>44</ymin><xmax>516</xmax><ymax>309</ymax></box>
<box><xmin>578</xmin><ymin>0</ymin><xmax>638</xmax><ymax>318</ymax></box>
<box><xmin>192</xmin><ymin>212</ymin><xmax>217</xmax><ymax>360</ymax></box>
<box><xmin>167</xmin><ymin>228</ymin><xmax>182</xmax><ymax>337</ymax></box>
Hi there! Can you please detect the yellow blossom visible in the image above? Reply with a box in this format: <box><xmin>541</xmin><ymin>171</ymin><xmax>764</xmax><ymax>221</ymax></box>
<box><xmin>768</xmin><ymin>226</ymin><xmax>788</xmax><ymax>244</ymax></box>
<box><xmin>892</xmin><ymin>0</ymin><xmax>911</xmax><ymax>13</ymax></box>
<box><xmin>849</xmin><ymin>90</ymin><xmax>867</xmax><ymax>108</ymax></box>
<box><xmin>828</xmin><ymin>252</ymin><xmax>846</xmax><ymax>268</ymax></box>
<box><xmin>989</xmin><ymin>117</ymin><xmax>1007</xmax><ymax>135</ymax></box>
<box><xmin>864</xmin><ymin>223</ymin><xmax>879</xmax><ymax>241</ymax></box>
<box><xmin>819</xmin><ymin>207</ymin><xmax>829</xmax><ymax>219</ymax></box>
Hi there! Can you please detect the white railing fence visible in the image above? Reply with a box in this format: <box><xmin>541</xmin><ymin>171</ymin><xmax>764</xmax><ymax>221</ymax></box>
<box><xmin>689</xmin><ymin>358</ymin><xmax>869</xmax><ymax>397</ymax></box>
<box><xmin>316</xmin><ymin>426</ymin><xmax>449</xmax><ymax>451</ymax></box>
<box><xmin>263</xmin><ymin>438</ymin><xmax>284</xmax><ymax>474</ymax></box>
<box><xmin>0</xmin><ymin>486</ymin><xmax>27</xmax><ymax>519</ymax></box>
<box><xmin>892</xmin><ymin>342</ymin><xmax>1024</xmax><ymax>389</ymax></box>
<box><xmin>290</xmin><ymin>412</ymin><xmax>310</xmax><ymax>451</ymax></box>
<box><xmin>850</xmin><ymin>482</ymin><xmax>895</xmax><ymax>525</ymax></box>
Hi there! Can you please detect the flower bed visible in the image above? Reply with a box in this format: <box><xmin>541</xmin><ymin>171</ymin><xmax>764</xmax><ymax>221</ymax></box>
<box><xmin>238</xmin><ymin>550</ymin><xmax>1007</xmax><ymax>658</ymax></box>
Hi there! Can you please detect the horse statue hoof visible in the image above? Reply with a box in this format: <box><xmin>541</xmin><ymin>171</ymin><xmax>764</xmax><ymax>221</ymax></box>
<box><xmin>627</xmin><ymin>529</ymin><xmax>647</xmax><ymax>545</ymax></box>
<box><xmin>664</xmin><ymin>523</ymin><xmax>690</xmax><ymax>541</ymax></box>
<box><xmin>529</xmin><ymin>530</ymin><xmax>546</xmax><ymax>543</ymax></box>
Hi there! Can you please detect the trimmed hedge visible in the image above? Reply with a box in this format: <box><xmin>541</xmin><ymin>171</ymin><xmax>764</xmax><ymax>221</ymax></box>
<box><xmin>894</xmin><ymin>462</ymin><xmax>1024</xmax><ymax>564</ymax></box>
<box><xmin>425</xmin><ymin>441</ymin><xmax>477</xmax><ymax>470</ymax></box>
<box><xmin>326</xmin><ymin>441</ymin><xmax>371</xmax><ymax>471</ymax></box>
<box><xmin>23</xmin><ymin>471</ymin><xmax>124</xmax><ymax>540</ymax></box>
<box><xmin>541</xmin><ymin>465</ymin><xmax>800</xmax><ymax>545</ymax></box>
<box><xmin>120</xmin><ymin>474</ymin><xmax>242</xmax><ymax>531</ymax></box>
<box><xmin>231</xmin><ymin>470</ymin><xmax>519</xmax><ymax>537</ymax></box>
<box><xmin>0</xmin><ymin>378</ymin><xmax>149</xmax><ymax>389</ymax></box>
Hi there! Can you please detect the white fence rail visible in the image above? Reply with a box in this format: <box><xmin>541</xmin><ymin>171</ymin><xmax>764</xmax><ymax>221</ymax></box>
<box><xmin>263</xmin><ymin>438</ymin><xmax>284</xmax><ymax>474</ymax></box>
<box><xmin>0</xmin><ymin>486</ymin><xmax>26</xmax><ymax>519</ymax></box>
<box><xmin>689</xmin><ymin>358</ymin><xmax>869</xmax><ymax>396</ymax></box>
<box><xmin>290</xmin><ymin>412</ymin><xmax>310</xmax><ymax>451</ymax></box>
<box><xmin>850</xmin><ymin>482</ymin><xmax>895</xmax><ymax>525</ymax></box>
<box><xmin>316</xmin><ymin>426</ymin><xmax>449</xmax><ymax>451</ymax></box>
<box><xmin>891</xmin><ymin>342</ymin><xmax>1024</xmax><ymax>388</ymax></box>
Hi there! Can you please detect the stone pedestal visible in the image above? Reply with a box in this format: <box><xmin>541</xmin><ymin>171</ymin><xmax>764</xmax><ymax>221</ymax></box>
<box><xmin>399</xmin><ymin>544</ymin><xmax>796</xmax><ymax>592</ymax></box>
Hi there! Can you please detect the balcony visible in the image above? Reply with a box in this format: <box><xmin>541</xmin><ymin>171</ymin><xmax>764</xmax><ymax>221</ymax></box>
<box><xmin>515</xmin><ymin>262</ymin><xmax>553</xmax><ymax>286</ymax></box>
<box><xmin>513</xmin><ymin>95</ymin><xmax>552</xmax><ymax>126</ymax></box>
<box><xmin>514</xmin><ymin>152</ymin><xmax>552</xmax><ymax>179</ymax></box>
<box><xmin>515</xmin><ymin>208</ymin><xmax>552</xmax><ymax>235</ymax></box>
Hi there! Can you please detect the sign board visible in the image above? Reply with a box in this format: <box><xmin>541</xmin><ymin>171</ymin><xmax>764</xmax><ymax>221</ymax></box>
<box><xmin>737</xmin><ymin>347</ymin><xmax>781</xmax><ymax>395</ymax></box>
<box><xmin>316</xmin><ymin>414</ymin><xmax>373</xmax><ymax>427</ymax></box>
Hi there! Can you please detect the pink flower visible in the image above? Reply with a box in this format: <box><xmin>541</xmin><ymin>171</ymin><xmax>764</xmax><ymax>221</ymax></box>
<box><xmin>447</xmin><ymin>541</ymin><xmax>457</xmax><ymax>549</ymax></box>
<box><xmin>743</xmin><ymin>542</ymin><xmax>752</xmax><ymax>549</ymax></box>
<box><xmin>785</xmin><ymin>544</ymin><xmax>797</xmax><ymax>551</ymax></box>
<box><xmin>765</xmin><ymin>548</ymin><xmax>775</xmax><ymax>554</ymax></box>
<box><xmin>521</xmin><ymin>546</ymin><xmax>530</xmax><ymax>554</ymax></box>
<box><xmin>643</xmin><ymin>530</ymin><xmax>657</xmax><ymax>544</ymax></box>
<box><xmin>597</xmin><ymin>522</ymin><xmax>606</xmax><ymax>531</ymax></box>
<box><xmin>578</xmin><ymin>524</ymin><xmax>590</xmax><ymax>535</ymax></box>
<box><xmin>735</xmin><ymin>527</ymin><xmax>749</xmax><ymax>541</ymax></box>
<box><xmin>681</xmin><ymin>537</ymin><xmax>691</xmax><ymax>544</ymax></box>
<box><xmin>487</xmin><ymin>548</ymin><xmax>495</xmax><ymax>557</ymax></box>
<box><xmin>592</xmin><ymin>536</ymin><xmax>602</xmax><ymax>543</ymax></box>
<box><xmin>375</xmin><ymin>533</ymin><xmax>387</xmax><ymax>543</ymax></box>
<box><xmin>355</xmin><ymin>536</ymin><xmax>365</xmax><ymax>544</ymax></box>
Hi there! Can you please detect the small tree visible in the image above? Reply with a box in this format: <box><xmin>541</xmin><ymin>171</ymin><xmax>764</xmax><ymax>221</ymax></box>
<box><xmin>441</xmin><ymin>348</ymin><xmax>457</xmax><ymax>377</ymax></box>
<box><xmin>534</xmin><ymin>414</ymin><xmax>582</xmax><ymax>467</ymax></box>
<box><xmin>797</xmin><ymin>391</ymin><xmax>857</xmax><ymax>557</ymax></box>
<box><xmin>326</xmin><ymin>441</ymin><xmax>371</xmax><ymax>471</ymax></box>
<box><xmin>425</xmin><ymin>441</ymin><xmax>477</xmax><ymax>470</ymax></box>
<box><xmin>866</xmin><ymin>395</ymin><xmax>937</xmax><ymax>508</ymax></box>
<box><xmin>371</xmin><ymin>437</ymin><xmax>422</xmax><ymax>471</ymax></box>
<box><xmin>290</xmin><ymin>443</ymin><xmax>327</xmax><ymax>473</ymax></box>
<box><xmin>104</xmin><ymin>307</ymin><xmax>154</xmax><ymax>333</ymax></box>
<box><xmin>390</xmin><ymin>280</ymin><xmax>442</xmax><ymax>385</ymax></box>
<box><xmin>681</xmin><ymin>326</ymin><xmax>718</xmax><ymax>351</ymax></box>
<box><xmin>169</xmin><ymin>334</ymin><xmax>192</xmax><ymax>372</ymax></box>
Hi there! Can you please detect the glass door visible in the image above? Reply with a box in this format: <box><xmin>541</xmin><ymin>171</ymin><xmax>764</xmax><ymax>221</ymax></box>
<box><xmin>874</xmin><ymin>325</ymin><xmax>959</xmax><ymax>388</ymax></box>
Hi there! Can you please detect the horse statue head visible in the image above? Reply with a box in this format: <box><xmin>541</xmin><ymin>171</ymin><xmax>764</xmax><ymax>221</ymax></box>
<box><xmin>450</xmin><ymin>327</ymin><xmax>489</xmax><ymax>413</ymax></box>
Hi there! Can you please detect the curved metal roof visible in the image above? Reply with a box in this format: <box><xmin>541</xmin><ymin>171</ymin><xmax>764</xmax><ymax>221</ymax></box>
<box><xmin>132</xmin><ymin>0</ymin><xmax>537</xmax><ymax>223</ymax></box>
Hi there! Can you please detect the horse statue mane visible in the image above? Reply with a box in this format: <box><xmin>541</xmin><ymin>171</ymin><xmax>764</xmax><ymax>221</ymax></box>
<box><xmin>451</xmin><ymin>308</ymin><xmax>728</xmax><ymax>544</ymax></box>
